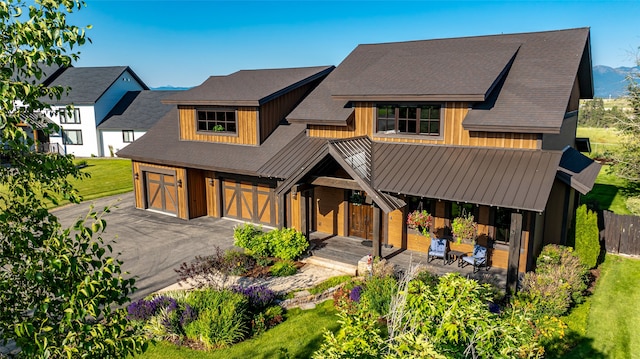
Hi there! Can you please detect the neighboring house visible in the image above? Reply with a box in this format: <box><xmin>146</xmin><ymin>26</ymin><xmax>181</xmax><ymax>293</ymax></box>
<box><xmin>97</xmin><ymin>90</ymin><xmax>182</xmax><ymax>157</ymax></box>
<box><xmin>41</xmin><ymin>66</ymin><xmax>148</xmax><ymax>157</ymax></box>
<box><xmin>118</xmin><ymin>28</ymin><xmax>600</xmax><ymax>287</ymax></box>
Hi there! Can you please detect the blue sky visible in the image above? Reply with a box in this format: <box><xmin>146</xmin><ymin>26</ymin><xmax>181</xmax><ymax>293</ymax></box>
<box><xmin>72</xmin><ymin>1</ymin><xmax>640</xmax><ymax>88</ymax></box>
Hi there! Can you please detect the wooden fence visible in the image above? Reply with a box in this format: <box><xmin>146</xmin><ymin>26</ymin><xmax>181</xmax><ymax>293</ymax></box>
<box><xmin>601</xmin><ymin>210</ymin><xmax>640</xmax><ymax>256</ymax></box>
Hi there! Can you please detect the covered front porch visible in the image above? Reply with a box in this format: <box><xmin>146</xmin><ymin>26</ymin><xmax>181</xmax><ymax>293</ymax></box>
<box><xmin>308</xmin><ymin>232</ymin><xmax>508</xmax><ymax>289</ymax></box>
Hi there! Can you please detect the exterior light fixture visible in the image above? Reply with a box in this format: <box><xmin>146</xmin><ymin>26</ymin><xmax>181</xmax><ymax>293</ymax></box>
<box><xmin>177</xmin><ymin>179</ymin><xmax>183</xmax><ymax>187</ymax></box>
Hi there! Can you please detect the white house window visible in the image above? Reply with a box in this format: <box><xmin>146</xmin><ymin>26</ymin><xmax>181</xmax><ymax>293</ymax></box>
<box><xmin>59</xmin><ymin>108</ymin><xmax>81</xmax><ymax>124</ymax></box>
<box><xmin>122</xmin><ymin>130</ymin><xmax>134</xmax><ymax>143</ymax></box>
<box><xmin>63</xmin><ymin>130</ymin><xmax>83</xmax><ymax>145</ymax></box>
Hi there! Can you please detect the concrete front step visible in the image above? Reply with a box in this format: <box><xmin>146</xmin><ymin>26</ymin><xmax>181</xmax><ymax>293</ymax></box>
<box><xmin>302</xmin><ymin>256</ymin><xmax>358</xmax><ymax>276</ymax></box>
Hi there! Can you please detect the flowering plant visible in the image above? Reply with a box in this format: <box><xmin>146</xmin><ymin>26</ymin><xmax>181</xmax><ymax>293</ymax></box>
<box><xmin>452</xmin><ymin>212</ymin><xmax>477</xmax><ymax>244</ymax></box>
<box><xmin>407</xmin><ymin>210</ymin><xmax>433</xmax><ymax>236</ymax></box>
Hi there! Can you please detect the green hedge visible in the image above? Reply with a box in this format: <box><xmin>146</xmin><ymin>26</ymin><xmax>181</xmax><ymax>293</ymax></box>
<box><xmin>575</xmin><ymin>204</ymin><xmax>600</xmax><ymax>269</ymax></box>
<box><xmin>233</xmin><ymin>224</ymin><xmax>309</xmax><ymax>261</ymax></box>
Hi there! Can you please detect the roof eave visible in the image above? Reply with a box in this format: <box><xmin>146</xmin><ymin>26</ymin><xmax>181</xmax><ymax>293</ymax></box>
<box><xmin>287</xmin><ymin>118</ymin><xmax>349</xmax><ymax>126</ymax></box>
<box><xmin>462</xmin><ymin>123</ymin><xmax>559</xmax><ymax>134</ymax></box>
<box><xmin>162</xmin><ymin>100</ymin><xmax>260</xmax><ymax>107</ymax></box>
<box><xmin>258</xmin><ymin>66</ymin><xmax>335</xmax><ymax>105</ymax></box>
<box><xmin>330</xmin><ymin>94</ymin><xmax>486</xmax><ymax>102</ymax></box>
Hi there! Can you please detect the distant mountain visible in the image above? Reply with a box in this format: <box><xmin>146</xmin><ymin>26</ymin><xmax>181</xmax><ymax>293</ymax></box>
<box><xmin>151</xmin><ymin>86</ymin><xmax>190</xmax><ymax>91</ymax></box>
<box><xmin>593</xmin><ymin>65</ymin><xmax>639</xmax><ymax>98</ymax></box>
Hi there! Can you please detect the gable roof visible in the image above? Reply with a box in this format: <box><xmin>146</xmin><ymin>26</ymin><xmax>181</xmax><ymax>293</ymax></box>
<box><xmin>163</xmin><ymin>66</ymin><xmax>334</xmax><ymax>106</ymax></box>
<box><xmin>98</xmin><ymin>90</ymin><xmax>182</xmax><ymax>130</ymax></box>
<box><xmin>43</xmin><ymin>66</ymin><xmax>149</xmax><ymax>105</ymax></box>
<box><xmin>556</xmin><ymin>146</ymin><xmax>601</xmax><ymax>194</ymax></box>
<box><xmin>289</xmin><ymin>28</ymin><xmax>593</xmax><ymax>134</ymax></box>
<box><xmin>10</xmin><ymin>63</ymin><xmax>67</xmax><ymax>86</ymax></box>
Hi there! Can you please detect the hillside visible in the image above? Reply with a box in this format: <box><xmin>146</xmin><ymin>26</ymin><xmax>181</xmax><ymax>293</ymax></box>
<box><xmin>593</xmin><ymin>65</ymin><xmax>639</xmax><ymax>98</ymax></box>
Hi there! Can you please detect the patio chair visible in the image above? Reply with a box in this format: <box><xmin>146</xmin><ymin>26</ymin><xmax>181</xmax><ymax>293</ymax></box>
<box><xmin>460</xmin><ymin>244</ymin><xmax>489</xmax><ymax>273</ymax></box>
<box><xmin>428</xmin><ymin>237</ymin><xmax>449</xmax><ymax>265</ymax></box>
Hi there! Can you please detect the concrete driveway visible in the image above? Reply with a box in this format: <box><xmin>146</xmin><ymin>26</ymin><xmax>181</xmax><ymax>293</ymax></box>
<box><xmin>52</xmin><ymin>192</ymin><xmax>238</xmax><ymax>301</ymax></box>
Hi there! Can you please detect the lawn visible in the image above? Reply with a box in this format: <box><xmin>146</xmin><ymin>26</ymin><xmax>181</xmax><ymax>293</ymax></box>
<box><xmin>135</xmin><ymin>300</ymin><xmax>340</xmax><ymax>359</ymax></box>
<box><xmin>576</xmin><ymin>126</ymin><xmax>622</xmax><ymax>157</ymax></box>
<box><xmin>561</xmin><ymin>255</ymin><xmax>640</xmax><ymax>358</ymax></box>
<box><xmin>582</xmin><ymin>164</ymin><xmax>631</xmax><ymax>215</ymax></box>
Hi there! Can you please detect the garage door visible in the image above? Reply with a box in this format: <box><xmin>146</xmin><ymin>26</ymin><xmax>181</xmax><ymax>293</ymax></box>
<box><xmin>145</xmin><ymin>171</ymin><xmax>178</xmax><ymax>215</ymax></box>
<box><xmin>222</xmin><ymin>178</ymin><xmax>277</xmax><ymax>226</ymax></box>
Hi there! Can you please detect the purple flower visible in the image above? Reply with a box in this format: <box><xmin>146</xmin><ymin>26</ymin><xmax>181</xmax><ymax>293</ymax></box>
<box><xmin>349</xmin><ymin>286</ymin><xmax>362</xmax><ymax>302</ymax></box>
<box><xmin>180</xmin><ymin>304</ymin><xmax>197</xmax><ymax>326</ymax></box>
<box><xmin>232</xmin><ymin>284</ymin><xmax>276</xmax><ymax>310</ymax></box>
<box><xmin>126</xmin><ymin>295</ymin><xmax>179</xmax><ymax>321</ymax></box>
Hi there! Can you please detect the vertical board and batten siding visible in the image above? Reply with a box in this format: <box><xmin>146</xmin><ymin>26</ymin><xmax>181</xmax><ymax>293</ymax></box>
<box><xmin>132</xmin><ymin>161</ymin><xmax>189</xmax><ymax>220</ymax></box>
<box><xmin>178</xmin><ymin>106</ymin><xmax>258</xmax><ymax>145</ymax></box>
<box><xmin>602</xmin><ymin>211</ymin><xmax>640</xmax><ymax>256</ymax></box>
<box><xmin>308</xmin><ymin>102</ymin><xmax>539</xmax><ymax>149</ymax></box>
<box><xmin>260</xmin><ymin>81</ymin><xmax>318</xmax><ymax>143</ymax></box>
<box><xmin>314</xmin><ymin>186</ymin><xmax>346</xmax><ymax>236</ymax></box>
<box><xmin>288</xmin><ymin>192</ymin><xmax>302</xmax><ymax>232</ymax></box>
<box><xmin>204</xmin><ymin>171</ymin><xmax>219</xmax><ymax>217</ymax></box>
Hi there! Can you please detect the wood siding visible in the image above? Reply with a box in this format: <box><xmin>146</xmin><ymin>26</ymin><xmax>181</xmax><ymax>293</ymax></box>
<box><xmin>314</xmin><ymin>186</ymin><xmax>345</xmax><ymax>236</ymax></box>
<box><xmin>132</xmin><ymin>161</ymin><xmax>188</xmax><ymax>219</ymax></box>
<box><xmin>288</xmin><ymin>192</ymin><xmax>302</xmax><ymax>232</ymax></box>
<box><xmin>308</xmin><ymin>102</ymin><xmax>539</xmax><ymax>149</ymax></box>
<box><xmin>204</xmin><ymin>171</ymin><xmax>219</xmax><ymax>217</ymax></box>
<box><xmin>387</xmin><ymin>209</ymin><xmax>404</xmax><ymax>248</ymax></box>
<box><xmin>260</xmin><ymin>81</ymin><xmax>319</xmax><ymax>143</ymax></box>
<box><xmin>221</xmin><ymin>176</ymin><xmax>278</xmax><ymax>226</ymax></box>
<box><xmin>179</xmin><ymin>106</ymin><xmax>258</xmax><ymax>145</ymax></box>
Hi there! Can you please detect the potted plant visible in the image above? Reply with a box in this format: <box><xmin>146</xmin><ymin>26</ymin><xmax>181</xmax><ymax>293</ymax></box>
<box><xmin>451</xmin><ymin>212</ymin><xmax>477</xmax><ymax>244</ymax></box>
<box><xmin>349</xmin><ymin>191</ymin><xmax>365</xmax><ymax>206</ymax></box>
<box><xmin>407</xmin><ymin>210</ymin><xmax>433</xmax><ymax>237</ymax></box>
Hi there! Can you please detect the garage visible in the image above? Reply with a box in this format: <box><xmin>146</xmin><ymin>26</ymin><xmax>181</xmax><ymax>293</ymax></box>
<box><xmin>145</xmin><ymin>170</ymin><xmax>178</xmax><ymax>216</ymax></box>
<box><xmin>222</xmin><ymin>177</ymin><xmax>277</xmax><ymax>226</ymax></box>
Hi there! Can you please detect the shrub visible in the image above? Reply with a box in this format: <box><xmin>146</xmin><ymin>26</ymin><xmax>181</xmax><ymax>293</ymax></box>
<box><xmin>371</xmin><ymin>257</ymin><xmax>396</xmax><ymax>278</ymax></box>
<box><xmin>519</xmin><ymin>245</ymin><xmax>589</xmax><ymax>316</ymax></box>
<box><xmin>268</xmin><ymin>227</ymin><xmax>309</xmax><ymax>260</ymax></box>
<box><xmin>232</xmin><ymin>284</ymin><xmax>276</xmax><ymax>311</ymax></box>
<box><xmin>233</xmin><ymin>223</ymin><xmax>268</xmax><ymax>257</ymax></box>
<box><xmin>574</xmin><ymin>204</ymin><xmax>600</xmax><ymax>269</ymax></box>
<box><xmin>626</xmin><ymin>196</ymin><xmax>640</xmax><ymax>216</ymax></box>
<box><xmin>251</xmin><ymin>305</ymin><xmax>284</xmax><ymax>336</ymax></box>
<box><xmin>184</xmin><ymin>289</ymin><xmax>249</xmax><ymax>349</ymax></box>
<box><xmin>175</xmin><ymin>246</ymin><xmax>236</xmax><ymax>289</ymax></box>
<box><xmin>361</xmin><ymin>276</ymin><xmax>398</xmax><ymax>317</ymax></box>
<box><xmin>270</xmin><ymin>260</ymin><xmax>298</xmax><ymax>277</ymax></box>
<box><xmin>223</xmin><ymin>249</ymin><xmax>256</xmax><ymax>276</ymax></box>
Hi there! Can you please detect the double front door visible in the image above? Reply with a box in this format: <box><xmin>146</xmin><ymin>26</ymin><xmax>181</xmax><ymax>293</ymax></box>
<box><xmin>348</xmin><ymin>203</ymin><xmax>373</xmax><ymax>240</ymax></box>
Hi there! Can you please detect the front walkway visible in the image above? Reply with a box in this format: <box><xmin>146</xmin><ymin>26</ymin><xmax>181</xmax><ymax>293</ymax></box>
<box><xmin>308</xmin><ymin>232</ymin><xmax>507</xmax><ymax>289</ymax></box>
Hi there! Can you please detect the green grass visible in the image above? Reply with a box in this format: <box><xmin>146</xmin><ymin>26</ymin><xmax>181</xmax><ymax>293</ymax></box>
<box><xmin>71</xmin><ymin>158</ymin><xmax>133</xmax><ymax>201</ymax></box>
<box><xmin>576</xmin><ymin>126</ymin><xmax>622</xmax><ymax>156</ymax></box>
<box><xmin>582</xmin><ymin>165</ymin><xmax>631</xmax><ymax>215</ymax></box>
<box><xmin>561</xmin><ymin>255</ymin><xmax>640</xmax><ymax>358</ymax></box>
<box><xmin>135</xmin><ymin>300</ymin><xmax>340</xmax><ymax>359</ymax></box>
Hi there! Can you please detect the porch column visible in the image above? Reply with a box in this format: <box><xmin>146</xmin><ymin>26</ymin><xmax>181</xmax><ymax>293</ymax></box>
<box><xmin>300</xmin><ymin>190</ymin><xmax>309</xmax><ymax>238</ymax></box>
<box><xmin>277</xmin><ymin>193</ymin><xmax>285</xmax><ymax>229</ymax></box>
<box><xmin>372</xmin><ymin>205</ymin><xmax>381</xmax><ymax>257</ymax></box>
<box><xmin>507</xmin><ymin>212</ymin><xmax>523</xmax><ymax>294</ymax></box>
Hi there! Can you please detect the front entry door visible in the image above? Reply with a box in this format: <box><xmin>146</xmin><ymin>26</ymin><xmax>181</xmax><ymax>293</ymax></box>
<box><xmin>349</xmin><ymin>203</ymin><xmax>373</xmax><ymax>240</ymax></box>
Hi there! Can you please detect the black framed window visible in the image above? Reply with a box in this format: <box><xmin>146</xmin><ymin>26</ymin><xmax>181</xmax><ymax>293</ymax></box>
<box><xmin>451</xmin><ymin>202</ymin><xmax>475</xmax><ymax>219</ymax></box>
<box><xmin>376</xmin><ymin>104</ymin><xmax>441</xmax><ymax>136</ymax></box>
<box><xmin>197</xmin><ymin>109</ymin><xmax>236</xmax><ymax>133</ymax></box>
<box><xmin>494</xmin><ymin>208</ymin><xmax>514</xmax><ymax>243</ymax></box>
<box><xmin>63</xmin><ymin>130</ymin><xmax>83</xmax><ymax>145</ymax></box>
<box><xmin>122</xmin><ymin>130</ymin><xmax>134</xmax><ymax>143</ymax></box>
<box><xmin>59</xmin><ymin>108</ymin><xmax>81</xmax><ymax>124</ymax></box>
<box><xmin>408</xmin><ymin>196</ymin><xmax>435</xmax><ymax>214</ymax></box>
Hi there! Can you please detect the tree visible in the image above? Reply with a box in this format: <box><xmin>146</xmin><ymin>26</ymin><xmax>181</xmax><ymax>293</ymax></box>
<box><xmin>611</xmin><ymin>48</ymin><xmax>640</xmax><ymax>184</ymax></box>
<box><xmin>0</xmin><ymin>1</ymin><xmax>147</xmax><ymax>357</ymax></box>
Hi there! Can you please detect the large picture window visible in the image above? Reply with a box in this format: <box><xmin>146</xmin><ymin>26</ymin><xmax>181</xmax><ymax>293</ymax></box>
<box><xmin>63</xmin><ymin>130</ymin><xmax>83</xmax><ymax>145</ymax></box>
<box><xmin>197</xmin><ymin>109</ymin><xmax>236</xmax><ymax>133</ymax></box>
<box><xmin>376</xmin><ymin>104</ymin><xmax>441</xmax><ymax>136</ymax></box>
<box><xmin>59</xmin><ymin>108</ymin><xmax>81</xmax><ymax>124</ymax></box>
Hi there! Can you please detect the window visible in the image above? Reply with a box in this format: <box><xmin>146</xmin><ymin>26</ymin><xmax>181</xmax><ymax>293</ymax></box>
<box><xmin>63</xmin><ymin>130</ymin><xmax>83</xmax><ymax>145</ymax></box>
<box><xmin>59</xmin><ymin>108</ymin><xmax>81</xmax><ymax>124</ymax></box>
<box><xmin>196</xmin><ymin>109</ymin><xmax>236</xmax><ymax>133</ymax></box>
<box><xmin>451</xmin><ymin>202</ymin><xmax>475</xmax><ymax>219</ymax></box>
<box><xmin>408</xmin><ymin>196</ymin><xmax>434</xmax><ymax>214</ymax></box>
<box><xmin>376</xmin><ymin>104</ymin><xmax>441</xmax><ymax>136</ymax></box>
<box><xmin>122</xmin><ymin>130</ymin><xmax>134</xmax><ymax>143</ymax></box>
<box><xmin>494</xmin><ymin>208</ymin><xmax>514</xmax><ymax>243</ymax></box>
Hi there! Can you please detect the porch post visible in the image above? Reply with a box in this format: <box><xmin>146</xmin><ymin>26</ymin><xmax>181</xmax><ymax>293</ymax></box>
<box><xmin>277</xmin><ymin>193</ymin><xmax>285</xmax><ymax>229</ymax></box>
<box><xmin>300</xmin><ymin>190</ymin><xmax>309</xmax><ymax>238</ymax></box>
<box><xmin>507</xmin><ymin>212</ymin><xmax>523</xmax><ymax>294</ymax></box>
<box><xmin>372</xmin><ymin>205</ymin><xmax>381</xmax><ymax>257</ymax></box>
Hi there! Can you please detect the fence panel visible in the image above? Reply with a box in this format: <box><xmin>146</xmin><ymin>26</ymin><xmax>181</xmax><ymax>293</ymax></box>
<box><xmin>602</xmin><ymin>210</ymin><xmax>640</xmax><ymax>256</ymax></box>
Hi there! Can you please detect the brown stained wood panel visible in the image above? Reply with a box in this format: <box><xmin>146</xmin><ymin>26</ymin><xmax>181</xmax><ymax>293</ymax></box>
<box><xmin>289</xmin><ymin>192</ymin><xmax>301</xmax><ymax>231</ymax></box>
<box><xmin>387</xmin><ymin>209</ymin><xmax>404</xmax><ymax>247</ymax></box>
<box><xmin>260</xmin><ymin>82</ymin><xmax>317</xmax><ymax>143</ymax></box>
<box><xmin>222</xmin><ymin>178</ymin><xmax>278</xmax><ymax>226</ymax></box>
<box><xmin>224</xmin><ymin>186</ymin><xmax>238</xmax><ymax>218</ymax></box>
<box><xmin>407</xmin><ymin>232</ymin><xmax>429</xmax><ymax>252</ymax></box>
<box><xmin>603</xmin><ymin>211</ymin><xmax>640</xmax><ymax>256</ymax></box>
<box><xmin>315</xmin><ymin>186</ymin><xmax>345</xmax><ymax>235</ymax></box>
<box><xmin>178</xmin><ymin>106</ymin><xmax>258</xmax><ymax>145</ymax></box>
<box><xmin>187</xmin><ymin>168</ymin><xmax>207</xmax><ymax>219</ymax></box>
<box><xmin>133</xmin><ymin>161</ymin><xmax>188</xmax><ymax>219</ymax></box>
<box><xmin>204</xmin><ymin>171</ymin><xmax>218</xmax><ymax>217</ymax></box>
<box><xmin>349</xmin><ymin>203</ymin><xmax>373</xmax><ymax>240</ymax></box>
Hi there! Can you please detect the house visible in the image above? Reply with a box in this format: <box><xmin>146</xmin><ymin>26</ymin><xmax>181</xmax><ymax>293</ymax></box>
<box><xmin>97</xmin><ymin>90</ymin><xmax>182</xmax><ymax>157</ymax></box>
<box><xmin>40</xmin><ymin>66</ymin><xmax>149</xmax><ymax>157</ymax></box>
<box><xmin>118</xmin><ymin>28</ymin><xmax>600</xmax><ymax>287</ymax></box>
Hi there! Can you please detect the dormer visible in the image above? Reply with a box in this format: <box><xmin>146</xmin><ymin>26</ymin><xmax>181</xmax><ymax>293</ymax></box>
<box><xmin>163</xmin><ymin>66</ymin><xmax>333</xmax><ymax>146</ymax></box>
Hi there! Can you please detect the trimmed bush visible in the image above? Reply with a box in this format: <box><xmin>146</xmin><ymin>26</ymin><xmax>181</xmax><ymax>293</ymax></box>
<box><xmin>184</xmin><ymin>289</ymin><xmax>249</xmax><ymax>349</ymax></box>
<box><xmin>269</xmin><ymin>227</ymin><xmax>309</xmax><ymax>260</ymax></box>
<box><xmin>574</xmin><ymin>204</ymin><xmax>600</xmax><ymax>268</ymax></box>
<box><xmin>519</xmin><ymin>244</ymin><xmax>588</xmax><ymax>316</ymax></box>
<box><xmin>270</xmin><ymin>260</ymin><xmax>298</xmax><ymax>277</ymax></box>
<box><xmin>233</xmin><ymin>223</ymin><xmax>268</xmax><ymax>257</ymax></box>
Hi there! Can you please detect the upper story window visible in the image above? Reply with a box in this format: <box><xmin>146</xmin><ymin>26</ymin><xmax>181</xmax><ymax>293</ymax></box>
<box><xmin>122</xmin><ymin>130</ymin><xmax>134</xmax><ymax>143</ymax></box>
<box><xmin>197</xmin><ymin>109</ymin><xmax>236</xmax><ymax>134</ymax></box>
<box><xmin>376</xmin><ymin>104</ymin><xmax>441</xmax><ymax>136</ymax></box>
<box><xmin>59</xmin><ymin>108</ymin><xmax>81</xmax><ymax>124</ymax></box>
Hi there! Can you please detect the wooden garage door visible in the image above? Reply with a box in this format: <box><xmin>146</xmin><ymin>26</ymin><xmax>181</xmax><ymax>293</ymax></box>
<box><xmin>222</xmin><ymin>178</ymin><xmax>276</xmax><ymax>226</ymax></box>
<box><xmin>145</xmin><ymin>171</ymin><xmax>177</xmax><ymax>215</ymax></box>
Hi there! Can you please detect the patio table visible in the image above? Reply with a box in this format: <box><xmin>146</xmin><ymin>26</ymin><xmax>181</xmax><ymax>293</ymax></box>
<box><xmin>448</xmin><ymin>250</ymin><xmax>466</xmax><ymax>266</ymax></box>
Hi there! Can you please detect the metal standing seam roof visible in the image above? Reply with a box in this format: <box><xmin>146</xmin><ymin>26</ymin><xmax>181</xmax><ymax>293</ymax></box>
<box><xmin>373</xmin><ymin>143</ymin><xmax>564</xmax><ymax>212</ymax></box>
<box><xmin>162</xmin><ymin>66</ymin><xmax>334</xmax><ymax>106</ymax></box>
<box><xmin>98</xmin><ymin>90</ymin><xmax>182</xmax><ymax>130</ymax></box>
<box><xmin>288</xmin><ymin>28</ymin><xmax>592</xmax><ymax>134</ymax></box>
<box><xmin>42</xmin><ymin>66</ymin><xmax>149</xmax><ymax>105</ymax></box>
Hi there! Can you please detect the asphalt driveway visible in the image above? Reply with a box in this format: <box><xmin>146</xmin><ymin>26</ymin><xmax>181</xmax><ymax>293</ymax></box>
<box><xmin>52</xmin><ymin>192</ymin><xmax>239</xmax><ymax>301</ymax></box>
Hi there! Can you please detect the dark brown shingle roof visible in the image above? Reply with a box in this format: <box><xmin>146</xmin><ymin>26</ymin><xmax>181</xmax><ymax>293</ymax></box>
<box><xmin>98</xmin><ymin>90</ymin><xmax>182</xmax><ymax>130</ymax></box>
<box><xmin>163</xmin><ymin>66</ymin><xmax>334</xmax><ymax>106</ymax></box>
<box><xmin>556</xmin><ymin>146</ymin><xmax>601</xmax><ymax>194</ymax></box>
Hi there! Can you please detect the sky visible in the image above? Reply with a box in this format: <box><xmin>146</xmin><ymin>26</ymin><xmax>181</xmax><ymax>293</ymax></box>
<box><xmin>70</xmin><ymin>0</ymin><xmax>640</xmax><ymax>88</ymax></box>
